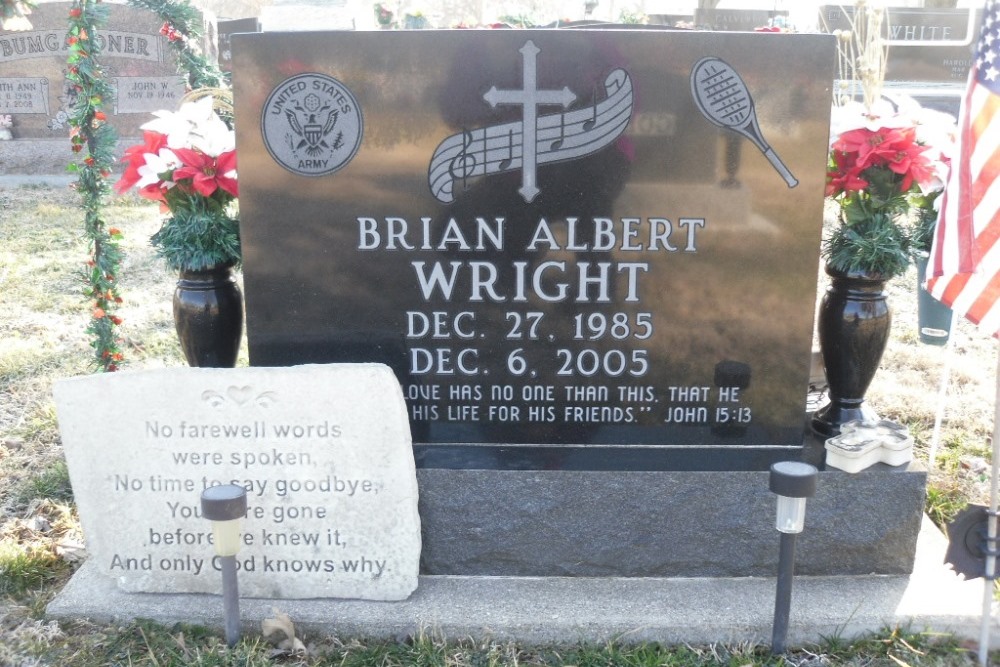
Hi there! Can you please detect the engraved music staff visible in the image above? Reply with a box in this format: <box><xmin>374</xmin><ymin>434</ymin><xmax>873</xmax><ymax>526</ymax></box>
<box><xmin>429</xmin><ymin>68</ymin><xmax>634</xmax><ymax>204</ymax></box>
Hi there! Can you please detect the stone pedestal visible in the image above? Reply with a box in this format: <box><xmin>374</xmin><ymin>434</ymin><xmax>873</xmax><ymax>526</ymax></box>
<box><xmin>416</xmin><ymin>458</ymin><xmax>926</xmax><ymax>577</ymax></box>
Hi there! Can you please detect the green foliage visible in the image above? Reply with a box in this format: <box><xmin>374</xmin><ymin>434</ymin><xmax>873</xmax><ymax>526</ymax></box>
<box><xmin>67</xmin><ymin>0</ymin><xmax>125</xmax><ymax>372</ymax></box>
<box><xmin>127</xmin><ymin>0</ymin><xmax>227</xmax><ymax>89</ymax></box>
<box><xmin>617</xmin><ymin>10</ymin><xmax>646</xmax><ymax>24</ymax></box>
<box><xmin>925</xmin><ymin>482</ymin><xmax>968</xmax><ymax>528</ymax></box>
<box><xmin>823</xmin><ymin>212</ymin><xmax>911</xmax><ymax>279</ymax></box>
<box><xmin>909</xmin><ymin>205</ymin><xmax>939</xmax><ymax>256</ymax></box>
<box><xmin>0</xmin><ymin>542</ymin><xmax>68</xmax><ymax>596</ymax></box>
<box><xmin>0</xmin><ymin>0</ymin><xmax>35</xmax><ymax>23</ymax></box>
<box><xmin>17</xmin><ymin>462</ymin><xmax>74</xmax><ymax>505</ymax></box>
<box><xmin>151</xmin><ymin>199</ymin><xmax>241</xmax><ymax>272</ymax></box>
<box><xmin>497</xmin><ymin>13</ymin><xmax>535</xmax><ymax>27</ymax></box>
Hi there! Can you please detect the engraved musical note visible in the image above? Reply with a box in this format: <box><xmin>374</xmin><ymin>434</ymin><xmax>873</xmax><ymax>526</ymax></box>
<box><xmin>497</xmin><ymin>129</ymin><xmax>513</xmax><ymax>171</ymax></box>
<box><xmin>690</xmin><ymin>56</ymin><xmax>798</xmax><ymax>188</ymax></box>
<box><xmin>549</xmin><ymin>115</ymin><xmax>565</xmax><ymax>151</ymax></box>
<box><xmin>582</xmin><ymin>85</ymin><xmax>598</xmax><ymax>132</ymax></box>
<box><xmin>429</xmin><ymin>68</ymin><xmax>634</xmax><ymax>204</ymax></box>
<box><xmin>449</xmin><ymin>129</ymin><xmax>478</xmax><ymax>192</ymax></box>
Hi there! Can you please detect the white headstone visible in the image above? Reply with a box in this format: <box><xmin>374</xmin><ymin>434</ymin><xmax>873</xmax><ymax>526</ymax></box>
<box><xmin>54</xmin><ymin>364</ymin><xmax>420</xmax><ymax>601</ymax></box>
<box><xmin>260</xmin><ymin>0</ymin><xmax>364</xmax><ymax>31</ymax></box>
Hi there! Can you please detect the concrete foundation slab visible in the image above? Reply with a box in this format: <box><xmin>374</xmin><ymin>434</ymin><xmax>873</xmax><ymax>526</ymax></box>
<box><xmin>47</xmin><ymin>517</ymin><xmax>999</xmax><ymax>649</ymax></box>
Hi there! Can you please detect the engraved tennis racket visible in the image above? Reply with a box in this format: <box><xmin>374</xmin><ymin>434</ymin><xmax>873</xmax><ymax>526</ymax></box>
<box><xmin>690</xmin><ymin>56</ymin><xmax>798</xmax><ymax>188</ymax></box>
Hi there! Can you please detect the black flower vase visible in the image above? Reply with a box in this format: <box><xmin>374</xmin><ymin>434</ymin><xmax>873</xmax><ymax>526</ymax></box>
<box><xmin>811</xmin><ymin>264</ymin><xmax>891</xmax><ymax>437</ymax></box>
<box><xmin>173</xmin><ymin>264</ymin><xmax>243</xmax><ymax>368</ymax></box>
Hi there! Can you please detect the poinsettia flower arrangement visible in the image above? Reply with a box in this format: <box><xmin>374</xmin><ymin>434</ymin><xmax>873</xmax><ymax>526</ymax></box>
<box><xmin>116</xmin><ymin>94</ymin><xmax>240</xmax><ymax>272</ymax></box>
<box><xmin>825</xmin><ymin>96</ymin><xmax>956</xmax><ymax>278</ymax></box>
<box><xmin>822</xmin><ymin>0</ymin><xmax>955</xmax><ymax>280</ymax></box>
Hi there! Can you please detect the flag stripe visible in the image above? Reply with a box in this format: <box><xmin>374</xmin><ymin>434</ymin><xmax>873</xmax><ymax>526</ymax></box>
<box><xmin>927</xmin><ymin>0</ymin><xmax>1000</xmax><ymax>338</ymax></box>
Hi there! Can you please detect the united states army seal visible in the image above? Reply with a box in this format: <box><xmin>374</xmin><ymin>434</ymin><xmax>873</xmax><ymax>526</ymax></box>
<box><xmin>261</xmin><ymin>73</ymin><xmax>363</xmax><ymax>177</ymax></box>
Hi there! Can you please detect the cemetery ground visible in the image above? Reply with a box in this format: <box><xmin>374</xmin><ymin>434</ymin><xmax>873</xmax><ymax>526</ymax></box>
<box><xmin>0</xmin><ymin>181</ymin><xmax>998</xmax><ymax>666</ymax></box>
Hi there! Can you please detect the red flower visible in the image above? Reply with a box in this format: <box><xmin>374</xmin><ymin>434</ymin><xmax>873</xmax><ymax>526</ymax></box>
<box><xmin>172</xmin><ymin>148</ymin><xmax>238</xmax><ymax>198</ymax></box>
<box><xmin>110</xmin><ymin>316</ymin><xmax>123</xmax><ymax>325</ymax></box>
<box><xmin>69</xmin><ymin>8</ymin><xmax>82</xmax><ymax>17</ymax></box>
<box><xmin>829</xmin><ymin>125</ymin><xmax>935</xmax><ymax>195</ymax></box>
<box><xmin>115</xmin><ymin>130</ymin><xmax>168</xmax><ymax>195</ymax></box>
<box><xmin>826</xmin><ymin>150</ymin><xmax>868</xmax><ymax>197</ymax></box>
<box><xmin>94</xmin><ymin>110</ymin><xmax>107</xmax><ymax>121</ymax></box>
<box><xmin>92</xmin><ymin>307</ymin><xmax>106</xmax><ymax>319</ymax></box>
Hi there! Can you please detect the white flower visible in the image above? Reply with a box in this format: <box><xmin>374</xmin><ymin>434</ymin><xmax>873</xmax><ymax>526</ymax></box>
<box><xmin>141</xmin><ymin>96</ymin><xmax>233</xmax><ymax>156</ymax></box>
<box><xmin>1</xmin><ymin>14</ymin><xmax>33</xmax><ymax>31</ymax></box>
<box><xmin>189</xmin><ymin>111</ymin><xmax>234</xmax><ymax>157</ymax></box>
<box><xmin>829</xmin><ymin>98</ymin><xmax>908</xmax><ymax>144</ymax></box>
<box><xmin>135</xmin><ymin>148</ymin><xmax>181</xmax><ymax>190</ymax></box>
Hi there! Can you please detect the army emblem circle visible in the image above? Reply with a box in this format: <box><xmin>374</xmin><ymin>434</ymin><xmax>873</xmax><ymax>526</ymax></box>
<box><xmin>261</xmin><ymin>73</ymin><xmax>363</xmax><ymax>177</ymax></box>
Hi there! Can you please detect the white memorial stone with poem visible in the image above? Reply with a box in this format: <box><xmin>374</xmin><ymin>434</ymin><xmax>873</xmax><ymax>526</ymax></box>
<box><xmin>53</xmin><ymin>364</ymin><xmax>420</xmax><ymax>601</ymax></box>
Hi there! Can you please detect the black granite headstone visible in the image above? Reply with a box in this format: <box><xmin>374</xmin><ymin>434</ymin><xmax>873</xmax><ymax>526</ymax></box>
<box><xmin>229</xmin><ymin>31</ymin><xmax>925</xmax><ymax>578</ymax></box>
<box><xmin>235</xmin><ymin>30</ymin><xmax>834</xmax><ymax>472</ymax></box>
<box><xmin>217</xmin><ymin>17</ymin><xmax>259</xmax><ymax>73</ymax></box>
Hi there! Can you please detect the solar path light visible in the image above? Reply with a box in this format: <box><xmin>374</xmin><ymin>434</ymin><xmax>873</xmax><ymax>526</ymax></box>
<box><xmin>769</xmin><ymin>460</ymin><xmax>818</xmax><ymax>654</ymax></box>
<box><xmin>201</xmin><ymin>484</ymin><xmax>248</xmax><ymax>647</ymax></box>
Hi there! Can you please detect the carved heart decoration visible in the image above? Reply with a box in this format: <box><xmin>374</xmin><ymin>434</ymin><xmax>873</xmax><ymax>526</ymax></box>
<box><xmin>227</xmin><ymin>385</ymin><xmax>254</xmax><ymax>405</ymax></box>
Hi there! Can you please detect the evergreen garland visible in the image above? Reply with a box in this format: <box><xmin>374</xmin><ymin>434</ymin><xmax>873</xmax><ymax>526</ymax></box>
<box><xmin>127</xmin><ymin>0</ymin><xmax>226</xmax><ymax>90</ymax></box>
<box><xmin>66</xmin><ymin>0</ymin><xmax>124</xmax><ymax>372</ymax></box>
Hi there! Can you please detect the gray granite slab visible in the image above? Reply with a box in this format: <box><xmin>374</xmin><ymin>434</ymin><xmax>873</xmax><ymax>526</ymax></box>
<box><xmin>415</xmin><ymin>463</ymin><xmax>926</xmax><ymax>577</ymax></box>
<box><xmin>46</xmin><ymin>517</ymin><xmax>997</xmax><ymax>649</ymax></box>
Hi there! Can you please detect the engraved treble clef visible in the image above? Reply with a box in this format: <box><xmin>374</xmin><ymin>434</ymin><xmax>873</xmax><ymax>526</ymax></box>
<box><xmin>449</xmin><ymin>129</ymin><xmax>478</xmax><ymax>192</ymax></box>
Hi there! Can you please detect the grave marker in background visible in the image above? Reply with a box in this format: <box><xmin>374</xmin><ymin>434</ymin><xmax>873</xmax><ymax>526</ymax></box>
<box><xmin>217</xmin><ymin>17</ymin><xmax>259</xmax><ymax>73</ymax></box>
<box><xmin>820</xmin><ymin>6</ymin><xmax>981</xmax><ymax>85</ymax></box>
<box><xmin>54</xmin><ymin>364</ymin><xmax>421</xmax><ymax>600</ymax></box>
<box><xmin>0</xmin><ymin>2</ymin><xmax>187</xmax><ymax>173</ymax></box>
<box><xmin>693</xmin><ymin>9</ymin><xmax>785</xmax><ymax>31</ymax></box>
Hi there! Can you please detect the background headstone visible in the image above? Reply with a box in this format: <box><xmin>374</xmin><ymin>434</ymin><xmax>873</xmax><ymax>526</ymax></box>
<box><xmin>260</xmin><ymin>0</ymin><xmax>360</xmax><ymax>30</ymax></box>
<box><xmin>693</xmin><ymin>9</ymin><xmax>785</xmax><ymax>31</ymax></box>
<box><xmin>217</xmin><ymin>17</ymin><xmax>259</xmax><ymax>73</ymax></box>
<box><xmin>54</xmin><ymin>364</ymin><xmax>421</xmax><ymax>601</ymax></box>
<box><xmin>0</xmin><ymin>2</ymin><xmax>188</xmax><ymax>173</ymax></box>
<box><xmin>820</xmin><ymin>6</ymin><xmax>982</xmax><ymax>85</ymax></box>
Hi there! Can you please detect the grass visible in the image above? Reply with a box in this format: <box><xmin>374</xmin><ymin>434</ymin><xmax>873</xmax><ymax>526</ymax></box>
<box><xmin>16</xmin><ymin>461</ymin><xmax>74</xmax><ymax>506</ymax></box>
<box><xmin>0</xmin><ymin>621</ymin><xmax>988</xmax><ymax>667</ymax></box>
<box><xmin>0</xmin><ymin>182</ymin><xmax>998</xmax><ymax>665</ymax></box>
<box><xmin>0</xmin><ymin>619</ymin><xmax>988</xmax><ymax>666</ymax></box>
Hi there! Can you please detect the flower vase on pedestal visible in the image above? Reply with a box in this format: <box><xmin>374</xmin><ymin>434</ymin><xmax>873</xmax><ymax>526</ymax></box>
<box><xmin>173</xmin><ymin>264</ymin><xmax>243</xmax><ymax>368</ymax></box>
<box><xmin>811</xmin><ymin>264</ymin><xmax>891</xmax><ymax>437</ymax></box>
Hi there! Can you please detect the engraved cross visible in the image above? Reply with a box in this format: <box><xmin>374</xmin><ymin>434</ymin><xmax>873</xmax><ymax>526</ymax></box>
<box><xmin>483</xmin><ymin>40</ymin><xmax>576</xmax><ymax>203</ymax></box>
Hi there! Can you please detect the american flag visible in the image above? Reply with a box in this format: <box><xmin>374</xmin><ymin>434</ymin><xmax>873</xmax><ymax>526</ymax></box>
<box><xmin>926</xmin><ymin>0</ymin><xmax>1000</xmax><ymax>337</ymax></box>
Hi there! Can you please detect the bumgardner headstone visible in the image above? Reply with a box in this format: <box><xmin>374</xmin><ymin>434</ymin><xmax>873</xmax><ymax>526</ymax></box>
<box><xmin>53</xmin><ymin>364</ymin><xmax>421</xmax><ymax>600</ymax></box>
<box><xmin>233</xmin><ymin>29</ymin><xmax>926</xmax><ymax>577</ymax></box>
<box><xmin>0</xmin><ymin>2</ymin><xmax>186</xmax><ymax>173</ymax></box>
